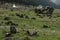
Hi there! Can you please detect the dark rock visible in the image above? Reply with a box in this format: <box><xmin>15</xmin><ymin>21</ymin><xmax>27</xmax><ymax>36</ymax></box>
<box><xmin>16</xmin><ymin>13</ymin><xmax>24</xmax><ymax>18</ymax></box>
<box><xmin>16</xmin><ymin>13</ymin><xmax>20</xmax><ymax>17</ymax></box>
<box><xmin>31</xmin><ymin>17</ymin><xmax>36</xmax><ymax>20</ymax></box>
<box><xmin>34</xmin><ymin>6</ymin><xmax>54</xmax><ymax>17</ymax></box>
<box><xmin>5</xmin><ymin>21</ymin><xmax>13</xmax><ymax>25</ymax></box>
<box><xmin>4</xmin><ymin>16</ymin><xmax>10</xmax><ymax>20</ymax></box>
<box><xmin>5</xmin><ymin>21</ymin><xmax>18</xmax><ymax>26</ymax></box>
<box><xmin>19</xmin><ymin>14</ymin><xmax>24</xmax><ymax>18</ymax></box>
<box><xmin>5</xmin><ymin>33</ymin><xmax>11</xmax><ymax>37</ymax></box>
<box><xmin>43</xmin><ymin>25</ymin><xmax>49</xmax><ymax>28</ymax></box>
<box><xmin>57</xmin><ymin>15</ymin><xmax>60</xmax><ymax>17</ymax></box>
<box><xmin>10</xmin><ymin>25</ymin><xmax>17</xmax><ymax>34</ymax></box>
<box><xmin>25</xmin><ymin>15</ymin><xmax>29</xmax><ymax>19</ymax></box>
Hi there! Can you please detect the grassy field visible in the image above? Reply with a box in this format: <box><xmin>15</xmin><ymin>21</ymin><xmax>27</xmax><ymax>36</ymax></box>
<box><xmin>0</xmin><ymin>8</ymin><xmax>60</xmax><ymax>40</ymax></box>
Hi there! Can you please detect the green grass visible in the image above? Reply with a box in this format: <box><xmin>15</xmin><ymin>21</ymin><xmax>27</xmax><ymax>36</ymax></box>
<box><xmin>0</xmin><ymin>8</ymin><xmax>60</xmax><ymax>40</ymax></box>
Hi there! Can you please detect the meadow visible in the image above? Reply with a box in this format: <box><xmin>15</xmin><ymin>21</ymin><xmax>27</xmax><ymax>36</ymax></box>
<box><xmin>0</xmin><ymin>8</ymin><xmax>60</xmax><ymax>40</ymax></box>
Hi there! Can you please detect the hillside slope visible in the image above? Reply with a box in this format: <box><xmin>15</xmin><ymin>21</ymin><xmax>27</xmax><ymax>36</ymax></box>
<box><xmin>0</xmin><ymin>0</ymin><xmax>60</xmax><ymax>9</ymax></box>
<box><xmin>0</xmin><ymin>7</ymin><xmax>60</xmax><ymax>40</ymax></box>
